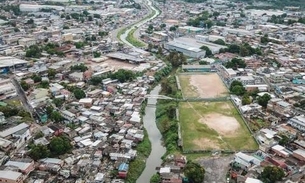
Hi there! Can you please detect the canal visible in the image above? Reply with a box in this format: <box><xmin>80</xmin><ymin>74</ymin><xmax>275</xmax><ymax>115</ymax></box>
<box><xmin>137</xmin><ymin>85</ymin><xmax>166</xmax><ymax>183</ymax></box>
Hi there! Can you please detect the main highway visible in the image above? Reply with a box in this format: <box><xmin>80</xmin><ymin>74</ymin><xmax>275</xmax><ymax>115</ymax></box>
<box><xmin>118</xmin><ymin>0</ymin><xmax>160</xmax><ymax>47</ymax></box>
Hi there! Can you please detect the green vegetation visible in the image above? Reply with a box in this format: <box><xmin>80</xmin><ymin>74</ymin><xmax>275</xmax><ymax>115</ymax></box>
<box><xmin>29</xmin><ymin>144</ymin><xmax>50</xmax><ymax>160</ymax></box>
<box><xmin>213</xmin><ymin>39</ymin><xmax>226</xmax><ymax>45</ymax></box>
<box><xmin>187</xmin><ymin>11</ymin><xmax>213</xmax><ymax>28</ymax></box>
<box><xmin>29</xmin><ymin>135</ymin><xmax>72</xmax><ymax>160</ymax></box>
<box><xmin>229</xmin><ymin>80</ymin><xmax>246</xmax><ymax>96</ymax></box>
<box><xmin>126</xmin><ymin>130</ymin><xmax>151</xmax><ymax>183</ymax></box>
<box><xmin>111</xmin><ymin>69</ymin><xmax>137</xmax><ymax>83</ymax></box>
<box><xmin>150</xmin><ymin>174</ymin><xmax>161</xmax><ymax>183</ymax></box>
<box><xmin>179</xmin><ymin>101</ymin><xmax>258</xmax><ymax>151</ymax></box>
<box><xmin>165</xmin><ymin>51</ymin><xmax>187</xmax><ymax>68</ymax></box>
<box><xmin>200</xmin><ymin>46</ymin><xmax>212</xmax><ymax>57</ymax></box>
<box><xmin>26</xmin><ymin>45</ymin><xmax>42</xmax><ymax>58</ymax></box>
<box><xmin>50</xmin><ymin>111</ymin><xmax>63</xmax><ymax>123</ymax></box>
<box><xmin>20</xmin><ymin>80</ymin><xmax>30</xmax><ymax>91</ymax></box>
<box><xmin>154</xmin><ymin>65</ymin><xmax>172</xmax><ymax>82</ymax></box>
<box><xmin>70</xmin><ymin>63</ymin><xmax>88</xmax><ymax>72</ymax></box>
<box><xmin>126</xmin><ymin>28</ymin><xmax>146</xmax><ymax>47</ymax></box>
<box><xmin>49</xmin><ymin>136</ymin><xmax>73</xmax><ymax>156</ymax></box>
<box><xmin>43</xmin><ymin>42</ymin><xmax>64</xmax><ymax>56</ymax></box>
<box><xmin>184</xmin><ymin>161</ymin><xmax>205</xmax><ymax>183</ymax></box>
<box><xmin>225</xmin><ymin>58</ymin><xmax>246</xmax><ymax>69</ymax></box>
<box><xmin>73</xmin><ymin>88</ymin><xmax>86</xmax><ymax>99</ymax></box>
<box><xmin>0</xmin><ymin>102</ymin><xmax>31</xmax><ymax>119</ymax></box>
<box><xmin>259</xmin><ymin>166</ymin><xmax>285</xmax><ymax>183</ymax></box>
<box><xmin>257</xmin><ymin>93</ymin><xmax>271</xmax><ymax>108</ymax></box>
<box><xmin>74</xmin><ymin>42</ymin><xmax>86</xmax><ymax>49</ymax></box>
<box><xmin>220</xmin><ymin>43</ymin><xmax>262</xmax><ymax>57</ymax></box>
<box><xmin>0</xmin><ymin>5</ymin><xmax>21</xmax><ymax>16</ymax></box>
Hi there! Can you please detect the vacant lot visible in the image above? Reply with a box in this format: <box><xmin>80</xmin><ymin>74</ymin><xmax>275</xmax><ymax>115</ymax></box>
<box><xmin>179</xmin><ymin>101</ymin><xmax>258</xmax><ymax>151</ymax></box>
<box><xmin>179</xmin><ymin>73</ymin><xmax>228</xmax><ymax>98</ymax></box>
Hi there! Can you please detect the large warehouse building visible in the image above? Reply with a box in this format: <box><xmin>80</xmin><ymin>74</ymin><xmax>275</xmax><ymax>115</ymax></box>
<box><xmin>0</xmin><ymin>57</ymin><xmax>28</xmax><ymax>74</ymax></box>
<box><xmin>164</xmin><ymin>38</ymin><xmax>206</xmax><ymax>58</ymax></box>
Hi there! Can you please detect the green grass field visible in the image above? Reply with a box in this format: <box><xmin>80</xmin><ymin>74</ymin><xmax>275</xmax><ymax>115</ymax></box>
<box><xmin>179</xmin><ymin>101</ymin><xmax>258</xmax><ymax>151</ymax></box>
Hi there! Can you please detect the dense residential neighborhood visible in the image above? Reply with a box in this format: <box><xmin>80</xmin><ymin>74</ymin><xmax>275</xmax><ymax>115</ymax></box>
<box><xmin>1</xmin><ymin>0</ymin><xmax>305</xmax><ymax>182</ymax></box>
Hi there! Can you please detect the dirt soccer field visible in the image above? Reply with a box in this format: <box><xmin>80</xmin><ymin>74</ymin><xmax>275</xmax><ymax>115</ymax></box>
<box><xmin>179</xmin><ymin>101</ymin><xmax>258</xmax><ymax>151</ymax></box>
<box><xmin>179</xmin><ymin>73</ymin><xmax>228</xmax><ymax>98</ymax></box>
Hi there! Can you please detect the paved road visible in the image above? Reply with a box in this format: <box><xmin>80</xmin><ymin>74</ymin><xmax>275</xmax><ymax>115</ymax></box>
<box><xmin>119</xmin><ymin>0</ymin><xmax>160</xmax><ymax>47</ymax></box>
<box><xmin>11</xmin><ymin>77</ymin><xmax>34</xmax><ymax>117</ymax></box>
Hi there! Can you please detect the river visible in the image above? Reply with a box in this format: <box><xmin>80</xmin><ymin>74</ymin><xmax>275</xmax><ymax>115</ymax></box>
<box><xmin>137</xmin><ymin>85</ymin><xmax>166</xmax><ymax>183</ymax></box>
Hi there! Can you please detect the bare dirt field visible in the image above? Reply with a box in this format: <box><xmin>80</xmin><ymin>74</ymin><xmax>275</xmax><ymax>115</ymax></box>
<box><xmin>179</xmin><ymin>101</ymin><xmax>258</xmax><ymax>151</ymax></box>
<box><xmin>88</xmin><ymin>59</ymin><xmax>142</xmax><ymax>71</ymax></box>
<box><xmin>199</xmin><ymin>113</ymin><xmax>240</xmax><ymax>136</ymax></box>
<box><xmin>197</xmin><ymin>155</ymin><xmax>234</xmax><ymax>183</ymax></box>
<box><xmin>179</xmin><ymin>73</ymin><xmax>228</xmax><ymax>98</ymax></box>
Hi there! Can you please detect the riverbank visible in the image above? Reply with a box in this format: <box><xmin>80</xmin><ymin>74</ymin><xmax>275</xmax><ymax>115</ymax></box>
<box><xmin>136</xmin><ymin>85</ymin><xmax>166</xmax><ymax>183</ymax></box>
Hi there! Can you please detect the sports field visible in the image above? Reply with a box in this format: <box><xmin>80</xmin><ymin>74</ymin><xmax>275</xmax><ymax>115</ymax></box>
<box><xmin>178</xmin><ymin>73</ymin><xmax>228</xmax><ymax>99</ymax></box>
<box><xmin>179</xmin><ymin>101</ymin><xmax>258</xmax><ymax>151</ymax></box>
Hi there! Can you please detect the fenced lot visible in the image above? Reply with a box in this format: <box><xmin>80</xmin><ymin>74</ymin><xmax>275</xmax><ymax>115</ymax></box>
<box><xmin>179</xmin><ymin>101</ymin><xmax>258</xmax><ymax>151</ymax></box>
<box><xmin>178</xmin><ymin>73</ymin><xmax>228</xmax><ymax>99</ymax></box>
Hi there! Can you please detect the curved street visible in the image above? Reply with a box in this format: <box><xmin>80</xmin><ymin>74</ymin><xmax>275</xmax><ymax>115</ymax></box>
<box><xmin>119</xmin><ymin>0</ymin><xmax>160</xmax><ymax>47</ymax></box>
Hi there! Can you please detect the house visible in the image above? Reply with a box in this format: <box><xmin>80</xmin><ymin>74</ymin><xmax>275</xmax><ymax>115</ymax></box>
<box><xmin>4</xmin><ymin>160</ymin><xmax>35</xmax><ymax>174</ymax></box>
<box><xmin>288</xmin><ymin>116</ymin><xmax>305</xmax><ymax>132</ymax></box>
<box><xmin>271</xmin><ymin>145</ymin><xmax>291</xmax><ymax>158</ymax></box>
<box><xmin>48</xmin><ymin>125</ymin><xmax>64</xmax><ymax>136</ymax></box>
<box><xmin>94</xmin><ymin>172</ymin><xmax>105</xmax><ymax>183</ymax></box>
<box><xmin>61</xmin><ymin>110</ymin><xmax>76</xmax><ymax>122</ymax></box>
<box><xmin>233</xmin><ymin>152</ymin><xmax>262</xmax><ymax>169</ymax></box>
<box><xmin>18</xmin><ymin>38</ymin><xmax>36</xmax><ymax>47</ymax></box>
<box><xmin>292</xmin><ymin>149</ymin><xmax>305</xmax><ymax>161</ymax></box>
<box><xmin>0</xmin><ymin>137</ymin><xmax>12</xmax><ymax>152</ymax></box>
<box><xmin>0</xmin><ymin>123</ymin><xmax>31</xmax><ymax>149</ymax></box>
<box><xmin>0</xmin><ymin>170</ymin><xmax>23</xmax><ymax>183</ymax></box>
<box><xmin>245</xmin><ymin>177</ymin><xmax>263</xmax><ymax>183</ymax></box>
<box><xmin>69</xmin><ymin>72</ymin><xmax>84</xmax><ymax>81</ymax></box>
<box><xmin>118</xmin><ymin>163</ymin><xmax>129</xmax><ymax>179</ymax></box>
<box><xmin>79</xmin><ymin>98</ymin><xmax>93</xmax><ymax>108</ymax></box>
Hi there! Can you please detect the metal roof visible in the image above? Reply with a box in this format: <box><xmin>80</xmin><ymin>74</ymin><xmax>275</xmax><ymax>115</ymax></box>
<box><xmin>0</xmin><ymin>122</ymin><xmax>29</xmax><ymax>138</ymax></box>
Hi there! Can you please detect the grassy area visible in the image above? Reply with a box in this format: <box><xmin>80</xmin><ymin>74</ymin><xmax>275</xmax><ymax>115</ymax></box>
<box><xmin>126</xmin><ymin>129</ymin><xmax>151</xmax><ymax>183</ymax></box>
<box><xmin>179</xmin><ymin>101</ymin><xmax>258</xmax><ymax>151</ymax></box>
<box><xmin>126</xmin><ymin>28</ymin><xmax>146</xmax><ymax>47</ymax></box>
<box><xmin>178</xmin><ymin>75</ymin><xmax>199</xmax><ymax>98</ymax></box>
<box><xmin>116</xmin><ymin>7</ymin><xmax>159</xmax><ymax>45</ymax></box>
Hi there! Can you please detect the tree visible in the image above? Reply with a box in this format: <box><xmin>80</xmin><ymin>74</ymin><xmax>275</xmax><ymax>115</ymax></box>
<box><xmin>199</xmin><ymin>61</ymin><xmax>208</xmax><ymax>65</ymax></box>
<box><xmin>158</xmin><ymin>46</ymin><xmax>163</xmax><ymax>55</ymax></box>
<box><xmin>39</xmin><ymin>81</ymin><xmax>49</xmax><ymax>88</ymax></box>
<box><xmin>279</xmin><ymin>134</ymin><xmax>289</xmax><ymax>146</ymax></box>
<box><xmin>260</xmin><ymin>166</ymin><xmax>285</xmax><ymax>183</ymax></box>
<box><xmin>169</xmin><ymin>26</ymin><xmax>177</xmax><ymax>31</ymax></box>
<box><xmin>93</xmin><ymin>51</ymin><xmax>101</xmax><ymax>58</ymax></box>
<box><xmin>70</xmin><ymin>63</ymin><xmax>88</xmax><ymax>72</ymax></box>
<box><xmin>257</xmin><ymin>93</ymin><xmax>271</xmax><ymax>108</ymax></box>
<box><xmin>26</xmin><ymin>45</ymin><xmax>41</xmax><ymax>58</ymax></box>
<box><xmin>160</xmin><ymin>23</ymin><xmax>166</xmax><ymax>29</ymax></box>
<box><xmin>48</xmin><ymin>69</ymin><xmax>56</xmax><ymax>79</ymax></box>
<box><xmin>230</xmin><ymin>80</ymin><xmax>246</xmax><ymax>96</ymax></box>
<box><xmin>32</xmin><ymin>74</ymin><xmax>42</xmax><ymax>83</ymax></box>
<box><xmin>20</xmin><ymin>80</ymin><xmax>30</xmax><ymax>91</ymax></box>
<box><xmin>26</xmin><ymin>18</ymin><xmax>34</xmax><ymax>24</ymax></box>
<box><xmin>29</xmin><ymin>144</ymin><xmax>50</xmax><ymax>161</ymax></box>
<box><xmin>50</xmin><ymin>111</ymin><xmax>63</xmax><ymax>123</ymax></box>
<box><xmin>213</xmin><ymin>39</ymin><xmax>226</xmax><ymax>45</ymax></box>
<box><xmin>53</xmin><ymin>98</ymin><xmax>64</xmax><ymax>107</ymax></box>
<box><xmin>88</xmin><ymin>16</ymin><xmax>93</xmax><ymax>21</ymax></box>
<box><xmin>184</xmin><ymin>161</ymin><xmax>205</xmax><ymax>183</ymax></box>
<box><xmin>111</xmin><ymin>69</ymin><xmax>136</xmax><ymax>83</ymax></box>
<box><xmin>242</xmin><ymin>94</ymin><xmax>251</xmax><ymax>105</ymax></box>
<box><xmin>65</xmin><ymin>15</ymin><xmax>71</xmax><ymax>20</ymax></box>
<box><xmin>89</xmin><ymin>76</ymin><xmax>103</xmax><ymax>85</ymax></box>
<box><xmin>83</xmin><ymin>10</ymin><xmax>89</xmax><ymax>16</ymax></box>
<box><xmin>73</xmin><ymin>88</ymin><xmax>86</xmax><ymax>99</ymax></box>
<box><xmin>14</xmin><ymin>27</ymin><xmax>20</xmax><ymax>32</ymax></box>
<box><xmin>150</xmin><ymin>174</ymin><xmax>161</xmax><ymax>183</ymax></box>
<box><xmin>166</xmin><ymin>51</ymin><xmax>187</xmax><ymax>67</ymax></box>
<box><xmin>74</xmin><ymin>42</ymin><xmax>85</xmax><ymax>49</ymax></box>
<box><xmin>225</xmin><ymin>58</ymin><xmax>246</xmax><ymax>69</ymax></box>
<box><xmin>49</xmin><ymin>136</ymin><xmax>72</xmax><ymax>156</ymax></box>
<box><xmin>200</xmin><ymin>46</ymin><xmax>212</xmax><ymax>57</ymax></box>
